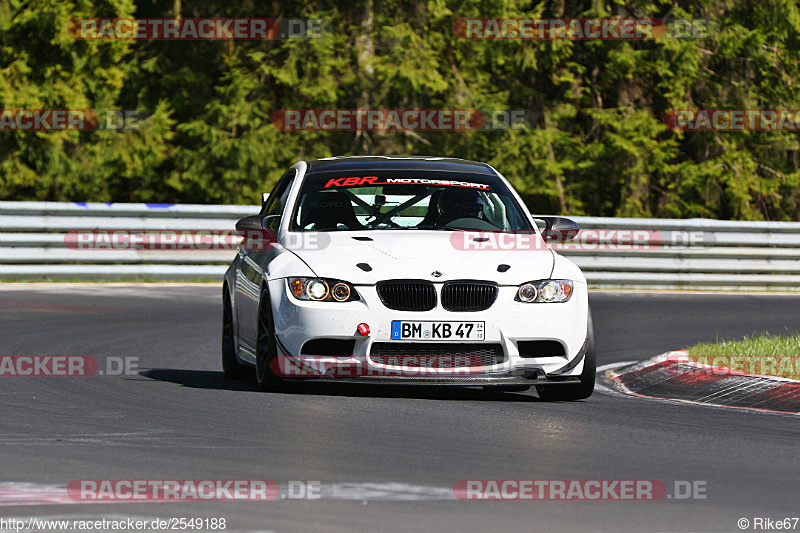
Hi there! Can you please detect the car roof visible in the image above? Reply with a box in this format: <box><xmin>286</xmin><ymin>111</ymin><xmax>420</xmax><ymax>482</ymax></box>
<box><xmin>304</xmin><ymin>156</ymin><xmax>495</xmax><ymax>175</ymax></box>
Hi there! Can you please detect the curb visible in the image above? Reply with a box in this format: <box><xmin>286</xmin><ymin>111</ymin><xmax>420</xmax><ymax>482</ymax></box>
<box><xmin>602</xmin><ymin>351</ymin><xmax>800</xmax><ymax>415</ymax></box>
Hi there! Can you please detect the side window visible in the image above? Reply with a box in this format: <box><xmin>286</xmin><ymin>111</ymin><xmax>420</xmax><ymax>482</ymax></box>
<box><xmin>261</xmin><ymin>170</ymin><xmax>296</xmax><ymax>217</ymax></box>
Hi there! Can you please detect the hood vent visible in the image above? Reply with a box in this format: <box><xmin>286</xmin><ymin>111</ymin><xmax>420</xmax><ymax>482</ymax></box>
<box><xmin>357</xmin><ymin>263</ymin><xmax>372</xmax><ymax>272</ymax></box>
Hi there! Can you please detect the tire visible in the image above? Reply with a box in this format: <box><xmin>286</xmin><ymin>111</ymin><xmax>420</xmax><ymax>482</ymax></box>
<box><xmin>222</xmin><ymin>285</ymin><xmax>249</xmax><ymax>380</ymax></box>
<box><xmin>536</xmin><ymin>310</ymin><xmax>596</xmax><ymax>401</ymax></box>
<box><xmin>255</xmin><ymin>287</ymin><xmax>285</xmax><ymax>392</ymax></box>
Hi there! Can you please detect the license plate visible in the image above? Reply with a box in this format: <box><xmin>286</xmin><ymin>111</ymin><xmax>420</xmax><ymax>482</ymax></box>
<box><xmin>391</xmin><ymin>321</ymin><xmax>484</xmax><ymax>341</ymax></box>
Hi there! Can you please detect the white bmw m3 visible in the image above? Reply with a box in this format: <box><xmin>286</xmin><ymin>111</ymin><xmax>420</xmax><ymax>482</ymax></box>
<box><xmin>223</xmin><ymin>156</ymin><xmax>595</xmax><ymax>400</ymax></box>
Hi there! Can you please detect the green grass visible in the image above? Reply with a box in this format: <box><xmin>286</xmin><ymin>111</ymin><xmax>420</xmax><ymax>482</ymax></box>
<box><xmin>686</xmin><ymin>332</ymin><xmax>800</xmax><ymax>380</ymax></box>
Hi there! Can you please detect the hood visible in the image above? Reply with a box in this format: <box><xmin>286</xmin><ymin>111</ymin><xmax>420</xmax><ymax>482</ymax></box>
<box><xmin>285</xmin><ymin>230</ymin><xmax>554</xmax><ymax>285</ymax></box>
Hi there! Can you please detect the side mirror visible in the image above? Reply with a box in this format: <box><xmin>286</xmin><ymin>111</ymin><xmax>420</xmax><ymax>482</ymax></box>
<box><xmin>235</xmin><ymin>214</ymin><xmax>281</xmax><ymax>231</ymax></box>
<box><xmin>534</xmin><ymin>216</ymin><xmax>580</xmax><ymax>242</ymax></box>
<box><xmin>236</xmin><ymin>215</ymin><xmax>266</xmax><ymax>231</ymax></box>
<box><xmin>235</xmin><ymin>215</ymin><xmax>281</xmax><ymax>252</ymax></box>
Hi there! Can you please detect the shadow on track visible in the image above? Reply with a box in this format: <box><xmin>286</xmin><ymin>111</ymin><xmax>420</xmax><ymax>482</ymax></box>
<box><xmin>141</xmin><ymin>368</ymin><xmax>544</xmax><ymax>402</ymax></box>
<box><xmin>141</xmin><ymin>369</ymin><xmax>259</xmax><ymax>392</ymax></box>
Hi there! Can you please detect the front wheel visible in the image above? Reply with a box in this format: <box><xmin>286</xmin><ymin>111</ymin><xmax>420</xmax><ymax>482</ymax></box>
<box><xmin>255</xmin><ymin>287</ymin><xmax>285</xmax><ymax>392</ymax></box>
<box><xmin>536</xmin><ymin>311</ymin><xmax>596</xmax><ymax>401</ymax></box>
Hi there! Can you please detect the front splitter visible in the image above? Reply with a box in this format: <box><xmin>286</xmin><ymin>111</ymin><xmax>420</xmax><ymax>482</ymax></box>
<box><xmin>283</xmin><ymin>373</ymin><xmax>582</xmax><ymax>387</ymax></box>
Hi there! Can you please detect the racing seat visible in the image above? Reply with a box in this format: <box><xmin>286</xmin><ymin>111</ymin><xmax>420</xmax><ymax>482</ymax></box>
<box><xmin>299</xmin><ymin>191</ymin><xmax>364</xmax><ymax>231</ymax></box>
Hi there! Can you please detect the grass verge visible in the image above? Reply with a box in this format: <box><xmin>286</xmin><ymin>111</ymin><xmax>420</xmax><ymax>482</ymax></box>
<box><xmin>686</xmin><ymin>332</ymin><xmax>800</xmax><ymax>380</ymax></box>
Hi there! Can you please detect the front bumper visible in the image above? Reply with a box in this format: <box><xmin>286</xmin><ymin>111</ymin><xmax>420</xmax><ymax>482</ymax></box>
<box><xmin>283</xmin><ymin>370</ymin><xmax>583</xmax><ymax>387</ymax></box>
<box><xmin>268</xmin><ymin>278</ymin><xmax>589</xmax><ymax>383</ymax></box>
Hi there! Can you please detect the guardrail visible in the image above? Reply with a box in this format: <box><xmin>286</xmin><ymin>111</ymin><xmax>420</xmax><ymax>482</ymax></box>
<box><xmin>2</xmin><ymin>201</ymin><xmax>799</xmax><ymax>290</ymax></box>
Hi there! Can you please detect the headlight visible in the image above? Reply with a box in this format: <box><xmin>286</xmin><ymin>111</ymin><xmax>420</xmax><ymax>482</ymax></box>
<box><xmin>515</xmin><ymin>280</ymin><xmax>573</xmax><ymax>303</ymax></box>
<box><xmin>331</xmin><ymin>282</ymin><xmax>351</xmax><ymax>301</ymax></box>
<box><xmin>517</xmin><ymin>283</ymin><xmax>538</xmax><ymax>302</ymax></box>
<box><xmin>288</xmin><ymin>278</ymin><xmax>360</xmax><ymax>302</ymax></box>
<box><xmin>307</xmin><ymin>279</ymin><xmax>329</xmax><ymax>300</ymax></box>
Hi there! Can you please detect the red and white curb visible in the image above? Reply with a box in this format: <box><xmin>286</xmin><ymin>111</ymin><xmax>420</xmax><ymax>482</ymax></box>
<box><xmin>0</xmin><ymin>483</ymin><xmax>75</xmax><ymax>506</ymax></box>
<box><xmin>602</xmin><ymin>351</ymin><xmax>800</xmax><ymax>415</ymax></box>
<box><xmin>0</xmin><ymin>482</ymin><xmax>455</xmax><ymax>507</ymax></box>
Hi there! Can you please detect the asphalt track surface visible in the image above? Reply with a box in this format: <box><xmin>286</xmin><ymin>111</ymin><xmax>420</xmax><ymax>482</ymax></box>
<box><xmin>1</xmin><ymin>285</ymin><xmax>800</xmax><ymax>532</ymax></box>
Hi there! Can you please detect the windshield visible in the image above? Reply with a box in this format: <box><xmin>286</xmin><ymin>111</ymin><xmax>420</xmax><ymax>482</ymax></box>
<box><xmin>291</xmin><ymin>171</ymin><xmax>533</xmax><ymax>232</ymax></box>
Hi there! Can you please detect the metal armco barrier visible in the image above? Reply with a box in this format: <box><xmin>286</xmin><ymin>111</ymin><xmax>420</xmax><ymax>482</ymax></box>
<box><xmin>1</xmin><ymin>201</ymin><xmax>800</xmax><ymax>290</ymax></box>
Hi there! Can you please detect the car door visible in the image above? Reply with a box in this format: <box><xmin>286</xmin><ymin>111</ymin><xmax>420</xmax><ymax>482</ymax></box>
<box><xmin>235</xmin><ymin>170</ymin><xmax>296</xmax><ymax>349</ymax></box>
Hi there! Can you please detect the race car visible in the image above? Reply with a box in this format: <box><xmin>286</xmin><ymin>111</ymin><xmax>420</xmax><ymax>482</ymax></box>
<box><xmin>222</xmin><ymin>156</ymin><xmax>595</xmax><ymax>400</ymax></box>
